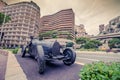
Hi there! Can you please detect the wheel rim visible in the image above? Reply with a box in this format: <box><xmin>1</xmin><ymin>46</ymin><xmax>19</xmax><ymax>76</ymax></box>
<box><xmin>63</xmin><ymin>49</ymin><xmax>75</xmax><ymax>65</ymax></box>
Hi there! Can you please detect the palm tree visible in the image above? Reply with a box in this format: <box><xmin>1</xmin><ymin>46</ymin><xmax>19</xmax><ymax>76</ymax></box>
<box><xmin>0</xmin><ymin>13</ymin><xmax>11</xmax><ymax>25</ymax></box>
<box><xmin>0</xmin><ymin>13</ymin><xmax>11</xmax><ymax>41</ymax></box>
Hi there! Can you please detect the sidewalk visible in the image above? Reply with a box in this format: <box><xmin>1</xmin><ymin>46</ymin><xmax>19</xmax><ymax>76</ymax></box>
<box><xmin>5</xmin><ymin>51</ymin><xmax>27</xmax><ymax>80</ymax></box>
<box><xmin>0</xmin><ymin>50</ymin><xmax>8</xmax><ymax>80</ymax></box>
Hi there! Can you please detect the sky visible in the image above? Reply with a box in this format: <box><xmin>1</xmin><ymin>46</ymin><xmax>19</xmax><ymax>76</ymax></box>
<box><xmin>4</xmin><ymin>0</ymin><xmax>120</xmax><ymax>35</ymax></box>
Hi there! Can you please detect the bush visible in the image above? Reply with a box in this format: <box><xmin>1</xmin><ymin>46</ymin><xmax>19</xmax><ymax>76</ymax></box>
<box><xmin>108</xmin><ymin>38</ymin><xmax>120</xmax><ymax>49</ymax></box>
<box><xmin>79</xmin><ymin>48</ymin><xmax>100</xmax><ymax>51</ymax></box>
<box><xmin>76</xmin><ymin>37</ymin><xmax>102</xmax><ymax>49</ymax></box>
<box><xmin>12</xmin><ymin>48</ymin><xmax>19</xmax><ymax>54</ymax></box>
<box><xmin>76</xmin><ymin>37</ymin><xmax>89</xmax><ymax>44</ymax></box>
<box><xmin>79</xmin><ymin>62</ymin><xmax>120</xmax><ymax>80</ymax></box>
<box><xmin>66</xmin><ymin>42</ymin><xmax>74</xmax><ymax>47</ymax></box>
<box><xmin>83</xmin><ymin>40</ymin><xmax>102</xmax><ymax>49</ymax></box>
<box><xmin>83</xmin><ymin>41</ymin><xmax>96</xmax><ymax>49</ymax></box>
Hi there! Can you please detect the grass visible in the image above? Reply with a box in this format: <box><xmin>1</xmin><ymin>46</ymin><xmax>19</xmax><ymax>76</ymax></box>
<box><xmin>3</xmin><ymin>48</ymin><xmax>19</xmax><ymax>54</ymax></box>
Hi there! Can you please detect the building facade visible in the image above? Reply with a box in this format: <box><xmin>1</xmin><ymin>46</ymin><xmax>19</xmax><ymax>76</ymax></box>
<box><xmin>40</xmin><ymin>9</ymin><xmax>75</xmax><ymax>39</ymax></box>
<box><xmin>0</xmin><ymin>0</ymin><xmax>7</xmax><ymax>12</ymax></box>
<box><xmin>99</xmin><ymin>16</ymin><xmax>120</xmax><ymax>35</ymax></box>
<box><xmin>99</xmin><ymin>24</ymin><xmax>105</xmax><ymax>34</ymax></box>
<box><xmin>0</xmin><ymin>1</ymin><xmax>40</xmax><ymax>48</ymax></box>
<box><xmin>93</xmin><ymin>16</ymin><xmax>120</xmax><ymax>50</ymax></box>
<box><xmin>75</xmin><ymin>24</ymin><xmax>88</xmax><ymax>38</ymax></box>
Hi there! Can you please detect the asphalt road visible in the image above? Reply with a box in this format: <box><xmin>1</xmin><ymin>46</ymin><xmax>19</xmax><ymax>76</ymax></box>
<box><xmin>76</xmin><ymin>51</ymin><xmax>120</xmax><ymax>64</ymax></box>
<box><xmin>15</xmin><ymin>51</ymin><xmax>120</xmax><ymax>80</ymax></box>
<box><xmin>15</xmin><ymin>53</ymin><xmax>82</xmax><ymax>80</ymax></box>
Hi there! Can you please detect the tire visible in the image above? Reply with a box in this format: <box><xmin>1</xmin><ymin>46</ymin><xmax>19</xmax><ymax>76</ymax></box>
<box><xmin>36</xmin><ymin>45</ymin><xmax>45</xmax><ymax>74</ymax></box>
<box><xmin>63</xmin><ymin>48</ymin><xmax>76</xmax><ymax>66</ymax></box>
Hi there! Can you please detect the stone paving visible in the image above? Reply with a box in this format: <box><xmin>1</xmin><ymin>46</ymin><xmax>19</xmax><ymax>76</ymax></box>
<box><xmin>5</xmin><ymin>51</ymin><xmax>27</xmax><ymax>80</ymax></box>
<box><xmin>0</xmin><ymin>50</ymin><xmax>8</xmax><ymax>80</ymax></box>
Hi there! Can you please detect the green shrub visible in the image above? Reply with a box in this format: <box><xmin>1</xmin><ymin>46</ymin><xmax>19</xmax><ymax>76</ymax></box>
<box><xmin>108</xmin><ymin>38</ymin><xmax>120</xmax><ymax>49</ymax></box>
<box><xmin>76</xmin><ymin>37</ymin><xmax>89</xmax><ymax>44</ymax></box>
<box><xmin>79</xmin><ymin>62</ymin><xmax>120</xmax><ymax>80</ymax></box>
<box><xmin>12</xmin><ymin>48</ymin><xmax>19</xmax><ymax>54</ymax></box>
<box><xmin>79</xmin><ymin>48</ymin><xmax>100</xmax><ymax>51</ymax></box>
<box><xmin>66</xmin><ymin>42</ymin><xmax>74</xmax><ymax>47</ymax></box>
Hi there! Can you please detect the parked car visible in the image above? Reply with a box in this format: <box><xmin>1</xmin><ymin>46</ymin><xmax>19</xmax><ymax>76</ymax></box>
<box><xmin>22</xmin><ymin>37</ymin><xmax>76</xmax><ymax>74</ymax></box>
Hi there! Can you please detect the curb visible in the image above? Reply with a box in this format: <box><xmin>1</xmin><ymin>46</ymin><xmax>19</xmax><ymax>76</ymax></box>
<box><xmin>5</xmin><ymin>51</ymin><xmax>27</xmax><ymax>80</ymax></box>
<box><xmin>75</xmin><ymin>62</ymin><xmax>85</xmax><ymax>66</ymax></box>
<box><xmin>75</xmin><ymin>51</ymin><xmax>115</xmax><ymax>54</ymax></box>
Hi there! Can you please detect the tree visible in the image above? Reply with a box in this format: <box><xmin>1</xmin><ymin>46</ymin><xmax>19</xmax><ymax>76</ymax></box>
<box><xmin>0</xmin><ymin>13</ymin><xmax>11</xmax><ymax>41</ymax></box>
<box><xmin>89</xmin><ymin>39</ymin><xmax>102</xmax><ymax>47</ymax></box>
<box><xmin>67</xmin><ymin>34</ymin><xmax>73</xmax><ymax>40</ymax></box>
<box><xmin>0</xmin><ymin>13</ymin><xmax>11</xmax><ymax>25</ymax></box>
<box><xmin>39</xmin><ymin>30</ymin><xmax>58</xmax><ymax>40</ymax></box>
<box><xmin>59</xmin><ymin>31</ymin><xmax>73</xmax><ymax>40</ymax></box>
<box><xmin>76</xmin><ymin>37</ymin><xmax>90</xmax><ymax>44</ymax></box>
<box><xmin>76</xmin><ymin>38</ymin><xmax>102</xmax><ymax>49</ymax></box>
<box><xmin>83</xmin><ymin>41</ymin><xmax>97</xmax><ymax>49</ymax></box>
<box><xmin>39</xmin><ymin>31</ymin><xmax>73</xmax><ymax>40</ymax></box>
<box><xmin>108</xmin><ymin>38</ymin><xmax>120</xmax><ymax>49</ymax></box>
<box><xmin>83</xmin><ymin>40</ymin><xmax>102</xmax><ymax>49</ymax></box>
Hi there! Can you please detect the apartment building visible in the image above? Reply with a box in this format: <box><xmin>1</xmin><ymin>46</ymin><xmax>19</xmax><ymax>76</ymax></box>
<box><xmin>0</xmin><ymin>0</ymin><xmax>7</xmax><ymax>11</ymax></box>
<box><xmin>99</xmin><ymin>16</ymin><xmax>120</xmax><ymax>35</ymax></box>
<box><xmin>0</xmin><ymin>1</ymin><xmax>40</xmax><ymax>48</ymax></box>
<box><xmin>75</xmin><ymin>24</ymin><xmax>88</xmax><ymax>38</ymax></box>
<box><xmin>40</xmin><ymin>9</ymin><xmax>75</xmax><ymax>39</ymax></box>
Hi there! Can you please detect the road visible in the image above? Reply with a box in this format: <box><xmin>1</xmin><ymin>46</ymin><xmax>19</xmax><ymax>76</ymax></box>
<box><xmin>15</xmin><ymin>51</ymin><xmax>120</xmax><ymax>80</ymax></box>
<box><xmin>15</xmin><ymin>53</ymin><xmax>82</xmax><ymax>80</ymax></box>
<box><xmin>76</xmin><ymin>51</ymin><xmax>120</xmax><ymax>64</ymax></box>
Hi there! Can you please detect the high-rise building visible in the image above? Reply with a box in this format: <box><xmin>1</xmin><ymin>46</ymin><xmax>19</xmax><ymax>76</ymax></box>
<box><xmin>75</xmin><ymin>24</ymin><xmax>88</xmax><ymax>38</ymax></box>
<box><xmin>0</xmin><ymin>0</ymin><xmax>7</xmax><ymax>11</ymax></box>
<box><xmin>0</xmin><ymin>1</ymin><xmax>40</xmax><ymax>48</ymax></box>
<box><xmin>99</xmin><ymin>16</ymin><xmax>120</xmax><ymax>35</ymax></box>
<box><xmin>99</xmin><ymin>24</ymin><xmax>105</xmax><ymax>34</ymax></box>
<box><xmin>40</xmin><ymin>9</ymin><xmax>75</xmax><ymax>39</ymax></box>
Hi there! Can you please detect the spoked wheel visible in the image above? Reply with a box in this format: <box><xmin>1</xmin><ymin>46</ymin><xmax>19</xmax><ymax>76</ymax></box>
<box><xmin>63</xmin><ymin>48</ymin><xmax>76</xmax><ymax>66</ymax></box>
<box><xmin>36</xmin><ymin>45</ymin><xmax>45</xmax><ymax>74</ymax></box>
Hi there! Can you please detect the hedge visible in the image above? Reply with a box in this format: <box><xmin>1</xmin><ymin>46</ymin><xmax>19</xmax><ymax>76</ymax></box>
<box><xmin>79</xmin><ymin>62</ymin><xmax>120</xmax><ymax>80</ymax></box>
<box><xmin>12</xmin><ymin>48</ymin><xmax>19</xmax><ymax>54</ymax></box>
